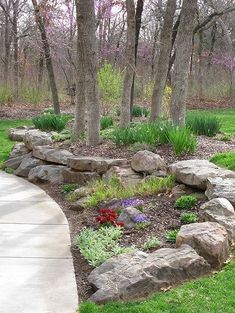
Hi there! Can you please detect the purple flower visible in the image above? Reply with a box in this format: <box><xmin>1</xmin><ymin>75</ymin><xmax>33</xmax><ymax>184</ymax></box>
<box><xmin>132</xmin><ymin>214</ymin><xmax>148</xmax><ymax>223</ymax></box>
<box><xmin>119</xmin><ymin>198</ymin><xmax>144</xmax><ymax>208</ymax></box>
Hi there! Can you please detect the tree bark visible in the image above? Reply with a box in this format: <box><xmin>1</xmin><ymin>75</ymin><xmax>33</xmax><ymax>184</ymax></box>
<box><xmin>130</xmin><ymin>0</ymin><xmax>144</xmax><ymax>118</ymax></box>
<box><xmin>120</xmin><ymin>0</ymin><xmax>136</xmax><ymax>128</ymax></box>
<box><xmin>170</xmin><ymin>0</ymin><xmax>197</xmax><ymax>126</ymax></box>
<box><xmin>150</xmin><ymin>0</ymin><xmax>176</xmax><ymax>121</ymax></box>
<box><xmin>76</xmin><ymin>0</ymin><xmax>100</xmax><ymax>145</ymax></box>
<box><xmin>74</xmin><ymin>0</ymin><xmax>86</xmax><ymax>136</ymax></box>
<box><xmin>12</xmin><ymin>0</ymin><xmax>19</xmax><ymax>98</ymax></box>
<box><xmin>31</xmin><ymin>0</ymin><xmax>60</xmax><ymax>114</ymax></box>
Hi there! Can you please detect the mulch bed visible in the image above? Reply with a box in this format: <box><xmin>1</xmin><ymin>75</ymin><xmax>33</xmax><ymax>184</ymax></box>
<box><xmin>41</xmin><ymin>182</ymin><xmax>206</xmax><ymax>301</ymax></box>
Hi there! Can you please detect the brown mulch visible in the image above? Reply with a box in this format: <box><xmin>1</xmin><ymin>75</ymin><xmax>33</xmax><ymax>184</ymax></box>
<box><xmin>41</xmin><ymin>182</ymin><xmax>206</xmax><ymax>301</ymax></box>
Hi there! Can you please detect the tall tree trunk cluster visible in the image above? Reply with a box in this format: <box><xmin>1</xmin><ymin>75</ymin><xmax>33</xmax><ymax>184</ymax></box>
<box><xmin>74</xmin><ymin>0</ymin><xmax>100</xmax><ymax>146</ymax></box>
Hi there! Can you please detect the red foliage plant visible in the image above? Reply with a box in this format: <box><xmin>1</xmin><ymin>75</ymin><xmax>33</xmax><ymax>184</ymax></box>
<box><xmin>96</xmin><ymin>208</ymin><xmax>124</xmax><ymax>227</ymax></box>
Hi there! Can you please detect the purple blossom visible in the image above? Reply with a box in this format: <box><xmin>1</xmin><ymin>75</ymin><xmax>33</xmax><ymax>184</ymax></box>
<box><xmin>118</xmin><ymin>198</ymin><xmax>145</xmax><ymax>208</ymax></box>
<box><xmin>132</xmin><ymin>214</ymin><xmax>148</xmax><ymax>223</ymax></box>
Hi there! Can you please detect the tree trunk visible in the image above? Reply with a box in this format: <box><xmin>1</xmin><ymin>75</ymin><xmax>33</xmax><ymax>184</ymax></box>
<box><xmin>130</xmin><ymin>0</ymin><xmax>144</xmax><ymax>119</ymax></box>
<box><xmin>73</xmin><ymin>0</ymin><xmax>86</xmax><ymax>136</ymax></box>
<box><xmin>31</xmin><ymin>0</ymin><xmax>60</xmax><ymax>114</ymax></box>
<box><xmin>37</xmin><ymin>50</ymin><xmax>44</xmax><ymax>90</ymax></box>
<box><xmin>120</xmin><ymin>0</ymin><xmax>136</xmax><ymax>128</ymax></box>
<box><xmin>76</xmin><ymin>0</ymin><xmax>100</xmax><ymax>145</ymax></box>
<box><xmin>3</xmin><ymin>13</ymin><xmax>10</xmax><ymax>88</ymax></box>
<box><xmin>150</xmin><ymin>0</ymin><xmax>176</xmax><ymax>121</ymax></box>
<box><xmin>12</xmin><ymin>0</ymin><xmax>19</xmax><ymax>98</ymax></box>
<box><xmin>170</xmin><ymin>0</ymin><xmax>197</xmax><ymax>126</ymax></box>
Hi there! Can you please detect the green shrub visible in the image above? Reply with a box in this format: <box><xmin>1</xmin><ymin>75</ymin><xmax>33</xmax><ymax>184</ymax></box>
<box><xmin>180</xmin><ymin>212</ymin><xmax>198</xmax><ymax>224</ymax></box>
<box><xmin>132</xmin><ymin>106</ymin><xmax>149</xmax><ymax>117</ymax></box>
<box><xmin>100</xmin><ymin>116</ymin><xmax>114</xmax><ymax>130</ymax></box>
<box><xmin>142</xmin><ymin>236</ymin><xmax>160</xmax><ymax>250</ymax></box>
<box><xmin>175</xmin><ymin>195</ymin><xmax>197</xmax><ymax>209</ymax></box>
<box><xmin>74</xmin><ymin>226</ymin><xmax>134</xmax><ymax>267</ymax></box>
<box><xmin>61</xmin><ymin>184</ymin><xmax>79</xmax><ymax>194</ymax></box>
<box><xmin>165</xmin><ymin>229</ymin><xmax>179</xmax><ymax>243</ymax></box>
<box><xmin>186</xmin><ymin>113</ymin><xmax>221</xmax><ymax>137</ymax></box>
<box><xmin>98</xmin><ymin>63</ymin><xmax>123</xmax><ymax>102</ymax></box>
<box><xmin>32</xmin><ymin>113</ymin><xmax>69</xmax><ymax>132</ymax></box>
<box><xmin>210</xmin><ymin>151</ymin><xmax>235</xmax><ymax>171</ymax></box>
<box><xmin>165</xmin><ymin>126</ymin><xmax>197</xmax><ymax>156</ymax></box>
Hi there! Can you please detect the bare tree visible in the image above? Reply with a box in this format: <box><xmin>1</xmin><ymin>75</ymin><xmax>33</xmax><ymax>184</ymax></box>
<box><xmin>75</xmin><ymin>0</ymin><xmax>100</xmax><ymax>145</ymax></box>
<box><xmin>120</xmin><ymin>0</ymin><xmax>136</xmax><ymax>127</ymax></box>
<box><xmin>73</xmin><ymin>0</ymin><xmax>86</xmax><ymax>136</ymax></box>
<box><xmin>31</xmin><ymin>0</ymin><xmax>60</xmax><ymax>114</ymax></box>
<box><xmin>150</xmin><ymin>0</ymin><xmax>176</xmax><ymax>121</ymax></box>
<box><xmin>170</xmin><ymin>0</ymin><xmax>197</xmax><ymax>125</ymax></box>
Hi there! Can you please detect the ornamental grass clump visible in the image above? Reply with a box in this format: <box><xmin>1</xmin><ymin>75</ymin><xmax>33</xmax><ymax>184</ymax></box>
<box><xmin>186</xmin><ymin>113</ymin><xmax>221</xmax><ymax>137</ymax></box>
<box><xmin>32</xmin><ymin>112</ymin><xmax>69</xmax><ymax>132</ymax></box>
<box><xmin>74</xmin><ymin>226</ymin><xmax>134</xmax><ymax>267</ymax></box>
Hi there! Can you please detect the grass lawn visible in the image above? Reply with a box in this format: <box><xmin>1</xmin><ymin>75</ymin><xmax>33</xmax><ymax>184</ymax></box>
<box><xmin>0</xmin><ymin>119</ymin><xmax>31</xmax><ymax>167</ymax></box>
<box><xmin>80</xmin><ymin>257</ymin><xmax>235</xmax><ymax>313</ymax></box>
<box><xmin>210</xmin><ymin>151</ymin><xmax>235</xmax><ymax>170</ymax></box>
<box><xmin>189</xmin><ymin>109</ymin><xmax>235</xmax><ymax>134</ymax></box>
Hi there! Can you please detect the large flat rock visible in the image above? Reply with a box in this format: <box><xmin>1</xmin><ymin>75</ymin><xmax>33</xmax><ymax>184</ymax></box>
<box><xmin>169</xmin><ymin>159</ymin><xmax>235</xmax><ymax>190</ymax></box>
<box><xmin>33</xmin><ymin>145</ymin><xmax>74</xmax><ymax>165</ymax></box>
<box><xmin>24</xmin><ymin>129</ymin><xmax>52</xmax><ymax>150</ymax></box>
<box><xmin>67</xmin><ymin>156</ymin><xmax>128</xmax><ymax>174</ymax></box>
<box><xmin>131</xmin><ymin>150</ymin><xmax>166</xmax><ymax>174</ymax></box>
<box><xmin>88</xmin><ymin>245</ymin><xmax>210</xmax><ymax>303</ymax></box>
<box><xmin>8</xmin><ymin>127</ymin><xmax>29</xmax><ymax>141</ymax></box>
<box><xmin>63</xmin><ymin>168</ymin><xmax>100</xmax><ymax>184</ymax></box>
<box><xmin>14</xmin><ymin>156</ymin><xmax>44</xmax><ymax>177</ymax></box>
<box><xmin>176</xmin><ymin>222</ymin><xmax>230</xmax><ymax>268</ymax></box>
<box><xmin>206</xmin><ymin>177</ymin><xmax>235</xmax><ymax>206</ymax></box>
<box><xmin>28</xmin><ymin>165</ymin><xmax>65</xmax><ymax>183</ymax></box>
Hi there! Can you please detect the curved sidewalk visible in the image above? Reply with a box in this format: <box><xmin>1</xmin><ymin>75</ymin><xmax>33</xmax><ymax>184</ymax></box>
<box><xmin>0</xmin><ymin>171</ymin><xmax>78</xmax><ymax>313</ymax></box>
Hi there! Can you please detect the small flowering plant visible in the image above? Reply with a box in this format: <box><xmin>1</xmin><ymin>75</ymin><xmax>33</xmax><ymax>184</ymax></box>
<box><xmin>96</xmin><ymin>208</ymin><xmax>124</xmax><ymax>227</ymax></box>
<box><xmin>118</xmin><ymin>198</ymin><xmax>145</xmax><ymax>209</ymax></box>
<box><xmin>132</xmin><ymin>214</ymin><xmax>148</xmax><ymax>223</ymax></box>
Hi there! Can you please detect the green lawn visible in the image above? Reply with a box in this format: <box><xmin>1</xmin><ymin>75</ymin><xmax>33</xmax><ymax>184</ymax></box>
<box><xmin>189</xmin><ymin>108</ymin><xmax>235</xmax><ymax>134</ymax></box>
<box><xmin>80</xmin><ymin>257</ymin><xmax>235</xmax><ymax>313</ymax></box>
<box><xmin>0</xmin><ymin>119</ymin><xmax>31</xmax><ymax>167</ymax></box>
<box><xmin>210</xmin><ymin>151</ymin><xmax>235</xmax><ymax>170</ymax></box>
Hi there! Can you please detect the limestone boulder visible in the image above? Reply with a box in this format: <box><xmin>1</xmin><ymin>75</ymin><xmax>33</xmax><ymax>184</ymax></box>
<box><xmin>205</xmin><ymin>177</ymin><xmax>235</xmax><ymax>206</ymax></box>
<box><xmin>8</xmin><ymin>143</ymin><xmax>30</xmax><ymax>159</ymax></box>
<box><xmin>28</xmin><ymin>165</ymin><xmax>65</xmax><ymax>183</ymax></box>
<box><xmin>14</xmin><ymin>157</ymin><xmax>43</xmax><ymax>177</ymax></box>
<box><xmin>131</xmin><ymin>150</ymin><xmax>166</xmax><ymax>174</ymax></box>
<box><xmin>103</xmin><ymin>166</ymin><xmax>143</xmax><ymax>188</ymax></box>
<box><xmin>201</xmin><ymin>198</ymin><xmax>235</xmax><ymax>241</ymax></box>
<box><xmin>33</xmin><ymin>145</ymin><xmax>73</xmax><ymax>165</ymax></box>
<box><xmin>201</xmin><ymin>198</ymin><xmax>235</xmax><ymax>217</ymax></box>
<box><xmin>63</xmin><ymin>168</ymin><xmax>100</xmax><ymax>184</ymax></box>
<box><xmin>3</xmin><ymin>153</ymin><xmax>31</xmax><ymax>170</ymax></box>
<box><xmin>176</xmin><ymin>222</ymin><xmax>230</xmax><ymax>268</ymax></box>
<box><xmin>24</xmin><ymin>129</ymin><xmax>52</xmax><ymax>150</ymax></box>
<box><xmin>169</xmin><ymin>159</ymin><xmax>235</xmax><ymax>190</ymax></box>
<box><xmin>88</xmin><ymin>245</ymin><xmax>210</xmax><ymax>303</ymax></box>
<box><xmin>117</xmin><ymin>207</ymin><xmax>144</xmax><ymax>229</ymax></box>
<box><xmin>8</xmin><ymin>126</ymin><xmax>30</xmax><ymax>141</ymax></box>
<box><xmin>67</xmin><ymin>156</ymin><xmax>128</xmax><ymax>174</ymax></box>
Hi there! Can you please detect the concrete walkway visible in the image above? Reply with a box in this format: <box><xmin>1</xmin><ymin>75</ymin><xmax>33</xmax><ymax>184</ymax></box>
<box><xmin>0</xmin><ymin>171</ymin><xmax>78</xmax><ymax>313</ymax></box>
